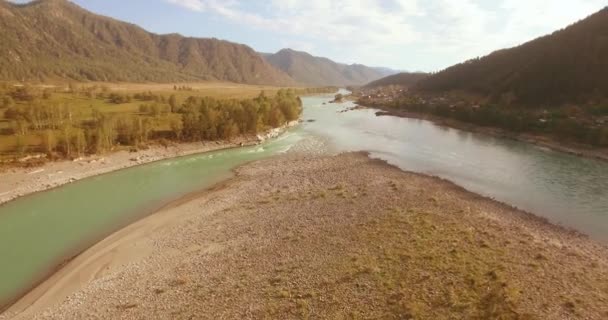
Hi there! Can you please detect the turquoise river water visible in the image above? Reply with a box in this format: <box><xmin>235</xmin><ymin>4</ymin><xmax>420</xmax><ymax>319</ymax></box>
<box><xmin>1</xmin><ymin>93</ymin><xmax>607</xmax><ymax>308</ymax></box>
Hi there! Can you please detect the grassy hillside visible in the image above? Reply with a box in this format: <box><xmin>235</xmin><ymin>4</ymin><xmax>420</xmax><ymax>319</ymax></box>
<box><xmin>0</xmin><ymin>0</ymin><xmax>294</xmax><ymax>85</ymax></box>
<box><xmin>415</xmin><ymin>7</ymin><xmax>608</xmax><ymax>107</ymax></box>
<box><xmin>264</xmin><ymin>49</ymin><xmax>395</xmax><ymax>86</ymax></box>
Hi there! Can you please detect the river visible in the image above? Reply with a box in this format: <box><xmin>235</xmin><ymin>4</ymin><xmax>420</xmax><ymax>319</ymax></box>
<box><xmin>1</xmin><ymin>93</ymin><xmax>607</xmax><ymax>309</ymax></box>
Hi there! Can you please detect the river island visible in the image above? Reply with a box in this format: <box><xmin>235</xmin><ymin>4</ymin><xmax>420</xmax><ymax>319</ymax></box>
<box><xmin>3</xmin><ymin>150</ymin><xmax>607</xmax><ymax>319</ymax></box>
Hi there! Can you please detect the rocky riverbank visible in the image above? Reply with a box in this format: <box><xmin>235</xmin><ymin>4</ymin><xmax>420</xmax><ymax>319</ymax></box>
<box><xmin>4</xmin><ymin>152</ymin><xmax>607</xmax><ymax>319</ymax></box>
<box><xmin>0</xmin><ymin>122</ymin><xmax>299</xmax><ymax>206</ymax></box>
<box><xmin>372</xmin><ymin>107</ymin><xmax>608</xmax><ymax>162</ymax></box>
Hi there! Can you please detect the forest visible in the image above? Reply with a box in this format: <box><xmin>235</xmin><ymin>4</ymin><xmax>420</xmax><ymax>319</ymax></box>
<box><xmin>415</xmin><ymin>8</ymin><xmax>608</xmax><ymax>107</ymax></box>
<box><xmin>363</xmin><ymin>72</ymin><xmax>428</xmax><ymax>89</ymax></box>
<box><xmin>0</xmin><ymin>84</ymin><xmax>311</xmax><ymax>160</ymax></box>
<box><xmin>361</xmin><ymin>95</ymin><xmax>608</xmax><ymax>147</ymax></box>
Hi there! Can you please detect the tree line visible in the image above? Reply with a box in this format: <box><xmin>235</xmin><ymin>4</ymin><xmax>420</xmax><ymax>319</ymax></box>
<box><xmin>361</xmin><ymin>97</ymin><xmax>608</xmax><ymax>147</ymax></box>
<box><xmin>0</xmin><ymin>85</ymin><xmax>303</xmax><ymax>158</ymax></box>
<box><xmin>292</xmin><ymin>87</ymin><xmax>338</xmax><ymax>95</ymax></box>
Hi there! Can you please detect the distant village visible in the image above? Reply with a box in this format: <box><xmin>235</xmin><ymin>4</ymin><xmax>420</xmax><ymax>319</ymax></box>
<box><xmin>353</xmin><ymin>85</ymin><xmax>608</xmax><ymax>131</ymax></box>
<box><xmin>355</xmin><ymin>85</ymin><xmax>477</xmax><ymax>108</ymax></box>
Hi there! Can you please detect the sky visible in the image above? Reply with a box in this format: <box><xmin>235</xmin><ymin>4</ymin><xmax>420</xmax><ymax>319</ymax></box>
<box><xmin>12</xmin><ymin>0</ymin><xmax>608</xmax><ymax>71</ymax></box>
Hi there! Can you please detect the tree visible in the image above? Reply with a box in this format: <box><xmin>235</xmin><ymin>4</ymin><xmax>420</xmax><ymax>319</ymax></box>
<box><xmin>169</xmin><ymin>116</ymin><xmax>183</xmax><ymax>140</ymax></box>
<box><xmin>268</xmin><ymin>108</ymin><xmax>285</xmax><ymax>128</ymax></box>
<box><xmin>169</xmin><ymin>94</ymin><xmax>177</xmax><ymax>112</ymax></box>
<box><xmin>92</xmin><ymin>113</ymin><xmax>117</xmax><ymax>153</ymax></box>
<box><xmin>15</xmin><ymin>135</ymin><xmax>27</xmax><ymax>155</ymax></box>
<box><xmin>139</xmin><ymin>118</ymin><xmax>153</xmax><ymax>144</ymax></box>
<box><xmin>220</xmin><ymin>119</ymin><xmax>240</xmax><ymax>140</ymax></box>
<box><xmin>1</xmin><ymin>89</ymin><xmax>303</xmax><ymax>158</ymax></box>
<box><xmin>41</xmin><ymin>130</ymin><xmax>57</xmax><ymax>154</ymax></box>
<box><xmin>60</xmin><ymin>124</ymin><xmax>73</xmax><ymax>156</ymax></box>
<box><xmin>1</xmin><ymin>95</ymin><xmax>14</xmax><ymax>108</ymax></box>
<box><xmin>151</xmin><ymin>104</ymin><xmax>161</xmax><ymax>117</ymax></box>
<box><xmin>72</xmin><ymin>128</ymin><xmax>87</xmax><ymax>156</ymax></box>
<box><xmin>12</xmin><ymin>118</ymin><xmax>29</xmax><ymax>135</ymax></box>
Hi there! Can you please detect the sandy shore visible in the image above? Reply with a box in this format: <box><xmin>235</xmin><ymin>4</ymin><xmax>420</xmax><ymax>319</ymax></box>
<box><xmin>3</xmin><ymin>151</ymin><xmax>607</xmax><ymax>319</ymax></box>
<box><xmin>0</xmin><ymin>122</ymin><xmax>298</xmax><ymax>206</ymax></box>
<box><xmin>370</xmin><ymin>107</ymin><xmax>608</xmax><ymax>162</ymax></box>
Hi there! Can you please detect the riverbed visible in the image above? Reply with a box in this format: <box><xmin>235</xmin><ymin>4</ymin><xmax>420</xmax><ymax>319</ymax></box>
<box><xmin>304</xmin><ymin>96</ymin><xmax>608</xmax><ymax>242</ymax></box>
<box><xmin>1</xmin><ymin>92</ymin><xmax>608</xmax><ymax>311</ymax></box>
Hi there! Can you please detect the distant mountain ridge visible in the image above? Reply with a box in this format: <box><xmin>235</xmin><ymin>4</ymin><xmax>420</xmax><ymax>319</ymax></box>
<box><xmin>0</xmin><ymin>0</ymin><xmax>294</xmax><ymax>84</ymax></box>
<box><xmin>363</xmin><ymin>72</ymin><xmax>429</xmax><ymax>89</ymax></box>
<box><xmin>414</xmin><ymin>7</ymin><xmax>608</xmax><ymax>106</ymax></box>
<box><xmin>263</xmin><ymin>49</ymin><xmax>397</xmax><ymax>86</ymax></box>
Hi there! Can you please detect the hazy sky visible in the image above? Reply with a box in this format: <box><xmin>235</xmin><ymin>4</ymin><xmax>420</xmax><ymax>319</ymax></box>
<box><xmin>14</xmin><ymin>0</ymin><xmax>608</xmax><ymax>71</ymax></box>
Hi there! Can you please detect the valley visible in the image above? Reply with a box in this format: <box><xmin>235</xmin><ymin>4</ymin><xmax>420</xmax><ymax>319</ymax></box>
<box><xmin>1</xmin><ymin>0</ymin><xmax>608</xmax><ymax>319</ymax></box>
<box><xmin>2</xmin><ymin>95</ymin><xmax>608</xmax><ymax>319</ymax></box>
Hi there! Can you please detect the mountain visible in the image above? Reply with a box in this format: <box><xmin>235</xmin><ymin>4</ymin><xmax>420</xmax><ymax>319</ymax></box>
<box><xmin>371</xmin><ymin>67</ymin><xmax>402</xmax><ymax>76</ymax></box>
<box><xmin>0</xmin><ymin>0</ymin><xmax>294</xmax><ymax>85</ymax></box>
<box><xmin>263</xmin><ymin>49</ymin><xmax>397</xmax><ymax>86</ymax></box>
<box><xmin>363</xmin><ymin>72</ymin><xmax>428</xmax><ymax>88</ymax></box>
<box><xmin>415</xmin><ymin>7</ymin><xmax>608</xmax><ymax>106</ymax></box>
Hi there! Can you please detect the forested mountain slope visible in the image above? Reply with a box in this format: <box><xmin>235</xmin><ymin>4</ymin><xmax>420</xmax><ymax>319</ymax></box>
<box><xmin>0</xmin><ymin>0</ymin><xmax>294</xmax><ymax>84</ymax></box>
<box><xmin>363</xmin><ymin>72</ymin><xmax>428</xmax><ymax>89</ymax></box>
<box><xmin>415</xmin><ymin>8</ymin><xmax>608</xmax><ymax>106</ymax></box>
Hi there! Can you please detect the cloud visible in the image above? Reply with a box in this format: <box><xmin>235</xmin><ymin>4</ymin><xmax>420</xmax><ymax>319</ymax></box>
<box><xmin>280</xmin><ymin>40</ymin><xmax>316</xmax><ymax>53</ymax></box>
<box><xmin>167</xmin><ymin>0</ymin><xmax>422</xmax><ymax>46</ymax></box>
<box><xmin>499</xmin><ymin>0</ymin><xmax>607</xmax><ymax>44</ymax></box>
<box><xmin>165</xmin><ymin>0</ymin><xmax>607</xmax><ymax>71</ymax></box>
<box><xmin>166</xmin><ymin>0</ymin><xmax>205</xmax><ymax>12</ymax></box>
<box><xmin>403</xmin><ymin>0</ymin><xmax>607</xmax><ymax>69</ymax></box>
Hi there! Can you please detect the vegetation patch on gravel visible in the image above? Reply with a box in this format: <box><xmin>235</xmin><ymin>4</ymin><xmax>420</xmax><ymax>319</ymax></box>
<box><xmin>10</xmin><ymin>153</ymin><xmax>608</xmax><ymax>319</ymax></box>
